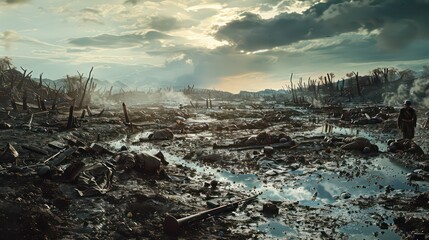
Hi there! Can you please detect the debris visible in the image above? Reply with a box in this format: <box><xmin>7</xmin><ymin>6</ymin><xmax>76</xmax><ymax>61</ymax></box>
<box><xmin>48</xmin><ymin>141</ymin><xmax>66</xmax><ymax>150</ymax></box>
<box><xmin>76</xmin><ymin>163</ymin><xmax>113</xmax><ymax>197</ymax></box>
<box><xmin>37</xmin><ymin>165</ymin><xmax>51</xmax><ymax>178</ymax></box>
<box><xmin>134</xmin><ymin>152</ymin><xmax>161</xmax><ymax>174</ymax></box>
<box><xmin>262</xmin><ymin>202</ymin><xmax>279</xmax><ymax>216</ymax></box>
<box><xmin>89</xmin><ymin>143</ymin><xmax>114</xmax><ymax>155</ymax></box>
<box><xmin>0</xmin><ymin>143</ymin><xmax>19</xmax><ymax>163</ymax></box>
<box><xmin>46</xmin><ymin>146</ymin><xmax>78</xmax><ymax>166</ymax></box>
<box><xmin>0</xmin><ymin>122</ymin><xmax>12</xmax><ymax>129</ymax></box>
<box><xmin>263</xmin><ymin>146</ymin><xmax>275</xmax><ymax>156</ymax></box>
<box><xmin>60</xmin><ymin>161</ymin><xmax>86</xmax><ymax>182</ymax></box>
<box><xmin>148</xmin><ymin>129</ymin><xmax>174</xmax><ymax>140</ymax></box>
<box><xmin>155</xmin><ymin>151</ymin><xmax>169</xmax><ymax>165</ymax></box>
<box><xmin>164</xmin><ymin>193</ymin><xmax>260</xmax><ymax>236</ymax></box>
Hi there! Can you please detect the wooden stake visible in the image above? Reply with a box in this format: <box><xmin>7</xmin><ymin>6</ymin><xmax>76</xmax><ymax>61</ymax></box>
<box><xmin>67</xmin><ymin>104</ymin><xmax>74</xmax><ymax>129</ymax></box>
<box><xmin>122</xmin><ymin>102</ymin><xmax>130</xmax><ymax>124</ymax></box>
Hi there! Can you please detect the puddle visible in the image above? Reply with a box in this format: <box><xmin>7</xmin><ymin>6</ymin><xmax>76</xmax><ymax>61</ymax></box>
<box><xmin>257</xmin><ymin>220</ymin><xmax>297</xmax><ymax>238</ymax></box>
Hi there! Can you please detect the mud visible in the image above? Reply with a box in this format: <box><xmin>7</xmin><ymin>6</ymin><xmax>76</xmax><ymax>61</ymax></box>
<box><xmin>0</xmin><ymin>101</ymin><xmax>428</xmax><ymax>240</ymax></box>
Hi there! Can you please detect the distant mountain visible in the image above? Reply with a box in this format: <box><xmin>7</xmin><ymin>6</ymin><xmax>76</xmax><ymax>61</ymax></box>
<box><xmin>239</xmin><ymin>89</ymin><xmax>288</xmax><ymax>96</ymax></box>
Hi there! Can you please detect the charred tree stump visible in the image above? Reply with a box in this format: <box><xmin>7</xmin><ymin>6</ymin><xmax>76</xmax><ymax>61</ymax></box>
<box><xmin>67</xmin><ymin>100</ymin><xmax>75</xmax><ymax>129</ymax></box>
<box><xmin>122</xmin><ymin>102</ymin><xmax>130</xmax><ymax>124</ymax></box>
<box><xmin>10</xmin><ymin>99</ymin><xmax>17</xmax><ymax>111</ymax></box>
<box><xmin>39</xmin><ymin>73</ymin><xmax>43</xmax><ymax>88</ymax></box>
<box><xmin>51</xmin><ymin>87</ymin><xmax>62</xmax><ymax>110</ymax></box>
<box><xmin>353</xmin><ymin>72</ymin><xmax>361</xmax><ymax>97</ymax></box>
<box><xmin>22</xmin><ymin>89</ymin><xmax>28</xmax><ymax>111</ymax></box>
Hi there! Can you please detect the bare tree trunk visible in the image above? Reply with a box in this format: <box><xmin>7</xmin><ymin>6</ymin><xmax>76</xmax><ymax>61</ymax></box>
<box><xmin>78</xmin><ymin>67</ymin><xmax>94</xmax><ymax>109</ymax></box>
<box><xmin>39</xmin><ymin>73</ymin><xmax>43</xmax><ymax>88</ymax></box>
<box><xmin>353</xmin><ymin>72</ymin><xmax>361</xmax><ymax>96</ymax></box>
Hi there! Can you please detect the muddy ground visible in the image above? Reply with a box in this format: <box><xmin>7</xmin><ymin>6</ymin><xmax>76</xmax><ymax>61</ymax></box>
<box><xmin>0</xmin><ymin>101</ymin><xmax>428</xmax><ymax>240</ymax></box>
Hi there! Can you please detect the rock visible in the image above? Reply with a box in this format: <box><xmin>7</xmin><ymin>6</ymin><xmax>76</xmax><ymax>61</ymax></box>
<box><xmin>341</xmin><ymin>192</ymin><xmax>351</xmax><ymax>199</ymax></box>
<box><xmin>37</xmin><ymin>165</ymin><xmax>51</xmax><ymax>178</ymax></box>
<box><xmin>134</xmin><ymin>152</ymin><xmax>161</xmax><ymax>174</ymax></box>
<box><xmin>210</xmin><ymin>180</ymin><xmax>218</xmax><ymax>189</ymax></box>
<box><xmin>362</xmin><ymin>146</ymin><xmax>371</xmax><ymax>154</ymax></box>
<box><xmin>0</xmin><ymin>143</ymin><xmax>19</xmax><ymax>163</ymax></box>
<box><xmin>379</xmin><ymin>222</ymin><xmax>388</xmax><ymax>230</ymax></box>
<box><xmin>175</xmin><ymin>116</ymin><xmax>186</xmax><ymax>122</ymax></box>
<box><xmin>148</xmin><ymin>129</ymin><xmax>174</xmax><ymax>140</ymax></box>
<box><xmin>262</xmin><ymin>202</ymin><xmax>279</xmax><ymax>216</ymax></box>
<box><xmin>155</xmin><ymin>151</ymin><xmax>169</xmax><ymax>165</ymax></box>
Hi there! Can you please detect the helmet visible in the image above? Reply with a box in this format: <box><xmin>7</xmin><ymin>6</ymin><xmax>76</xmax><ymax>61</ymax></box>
<box><xmin>404</xmin><ymin>100</ymin><xmax>412</xmax><ymax>106</ymax></box>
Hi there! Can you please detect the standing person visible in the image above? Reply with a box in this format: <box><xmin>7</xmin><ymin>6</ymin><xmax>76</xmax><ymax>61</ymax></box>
<box><xmin>397</xmin><ymin>99</ymin><xmax>417</xmax><ymax>139</ymax></box>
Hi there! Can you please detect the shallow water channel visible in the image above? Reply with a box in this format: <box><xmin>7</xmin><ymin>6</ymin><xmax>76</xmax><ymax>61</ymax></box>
<box><xmin>109</xmin><ymin>123</ymin><xmax>428</xmax><ymax>239</ymax></box>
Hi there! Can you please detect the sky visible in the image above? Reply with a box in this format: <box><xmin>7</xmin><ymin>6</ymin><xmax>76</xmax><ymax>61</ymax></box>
<box><xmin>1</xmin><ymin>0</ymin><xmax>429</xmax><ymax>93</ymax></box>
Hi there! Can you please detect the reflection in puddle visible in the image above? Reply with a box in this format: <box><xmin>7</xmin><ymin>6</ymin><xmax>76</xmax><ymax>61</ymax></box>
<box><xmin>258</xmin><ymin>220</ymin><xmax>297</xmax><ymax>238</ymax></box>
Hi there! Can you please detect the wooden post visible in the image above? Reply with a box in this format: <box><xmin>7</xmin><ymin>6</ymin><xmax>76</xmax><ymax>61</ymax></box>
<box><xmin>122</xmin><ymin>102</ymin><xmax>130</xmax><ymax>123</ymax></box>
<box><xmin>67</xmin><ymin>100</ymin><xmax>75</xmax><ymax>129</ymax></box>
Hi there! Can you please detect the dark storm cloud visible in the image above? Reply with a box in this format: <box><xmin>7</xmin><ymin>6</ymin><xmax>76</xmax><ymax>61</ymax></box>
<box><xmin>3</xmin><ymin>0</ymin><xmax>30</xmax><ymax>3</ymax></box>
<box><xmin>215</xmin><ymin>0</ymin><xmax>429</xmax><ymax>51</ymax></box>
<box><xmin>68</xmin><ymin>31</ymin><xmax>171</xmax><ymax>48</ymax></box>
<box><xmin>149</xmin><ymin>16</ymin><xmax>179</xmax><ymax>31</ymax></box>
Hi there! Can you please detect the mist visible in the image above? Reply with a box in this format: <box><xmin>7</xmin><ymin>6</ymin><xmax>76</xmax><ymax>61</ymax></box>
<box><xmin>383</xmin><ymin>77</ymin><xmax>429</xmax><ymax>108</ymax></box>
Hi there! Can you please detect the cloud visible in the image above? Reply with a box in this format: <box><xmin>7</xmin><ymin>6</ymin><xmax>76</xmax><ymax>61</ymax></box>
<box><xmin>68</xmin><ymin>31</ymin><xmax>171</xmax><ymax>48</ymax></box>
<box><xmin>124</xmin><ymin>0</ymin><xmax>156</xmax><ymax>5</ymax></box>
<box><xmin>0</xmin><ymin>30</ymin><xmax>21</xmax><ymax>49</ymax></box>
<box><xmin>215</xmin><ymin>0</ymin><xmax>429</xmax><ymax>51</ymax></box>
<box><xmin>149</xmin><ymin>16</ymin><xmax>179</xmax><ymax>31</ymax></box>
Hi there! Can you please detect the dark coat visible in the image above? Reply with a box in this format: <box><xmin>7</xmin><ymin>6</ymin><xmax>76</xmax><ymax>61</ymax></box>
<box><xmin>398</xmin><ymin>107</ymin><xmax>417</xmax><ymax>139</ymax></box>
